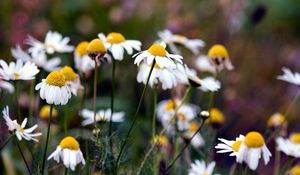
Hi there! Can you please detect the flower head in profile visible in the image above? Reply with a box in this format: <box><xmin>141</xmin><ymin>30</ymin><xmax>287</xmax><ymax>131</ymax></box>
<box><xmin>26</xmin><ymin>31</ymin><xmax>74</xmax><ymax>55</ymax></box>
<box><xmin>74</xmin><ymin>41</ymin><xmax>96</xmax><ymax>74</ymax></box>
<box><xmin>207</xmin><ymin>108</ymin><xmax>225</xmax><ymax>128</ymax></box>
<box><xmin>133</xmin><ymin>42</ymin><xmax>183</xmax><ymax>68</ymax></box>
<box><xmin>48</xmin><ymin>136</ymin><xmax>85</xmax><ymax>171</ymax></box>
<box><xmin>80</xmin><ymin>109</ymin><xmax>125</xmax><ymax>126</ymax></box>
<box><xmin>184</xmin><ymin>122</ymin><xmax>205</xmax><ymax>148</ymax></box>
<box><xmin>60</xmin><ymin>66</ymin><xmax>83</xmax><ymax>96</ymax></box>
<box><xmin>158</xmin><ymin>29</ymin><xmax>205</xmax><ymax>55</ymax></box>
<box><xmin>39</xmin><ymin>105</ymin><xmax>58</xmax><ymax>120</ymax></box>
<box><xmin>267</xmin><ymin>112</ymin><xmax>286</xmax><ymax>128</ymax></box>
<box><xmin>215</xmin><ymin>135</ymin><xmax>245</xmax><ymax>157</ymax></box>
<box><xmin>195</xmin><ymin>55</ymin><xmax>216</xmax><ymax>73</ymax></box>
<box><xmin>188</xmin><ymin>160</ymin><xmax>217</xmax><ymax>175</ymax></box>
<box><xmin>0</xmin><ymin>59</ymin><xmax>39</xmax><ymax>80</ymax></box>
<box><xmin>86</xmin><ymin>39</ymin><xmax>107</xmax><ymax>60</ymax></box>
<box><xmin>277</xmin><ymin>67</ymin><xmax>300</xmax><ymax>86</ymax></box>
<box><xmin>276</xmin><ymin>133</ymin><xmax>300</xmax><ymax>158</ymax></box>
<box><xmin>2</xmin><ymin>106</ymin><xmax>42</xmax><ymax>142</ymax></box>
<box><xmin>98</xmin><ymin>32</ymin><xmax>141</xmax><ymax>60</ymax></box>
<box><xmin>236</xmin><ymin>131</ymin><xmax>271</xmax><ymax>170</ymax></box>
<box><xmin>208</xmin><ymin>44</ymin><xmax>233</xmax><ymax>71</ymax></box>
<box><xmin>0</xmin><ymin>78</ymin><xmax>14</xmax><ymax>93</ymax></box>
<box><xmin>35</xmin><ymin>71</ymin><xmax>71</xmax><ymax>105</ymax></box>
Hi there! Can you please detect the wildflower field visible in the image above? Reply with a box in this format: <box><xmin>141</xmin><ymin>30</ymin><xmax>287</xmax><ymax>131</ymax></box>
<box><xmin>1</xmin><ymin>0</ymin><xmax>300</xmax><ymax>174</ymax></box>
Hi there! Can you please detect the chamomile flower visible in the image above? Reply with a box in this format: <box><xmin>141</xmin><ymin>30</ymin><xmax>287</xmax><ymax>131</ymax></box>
<box><xmin>267</xmin><ymin>113</ymin><xmax>286</xmax><ymax>128</ymax></box>
<box><xmin>133</xmin><ymin>42</ymin><xmax>183</xmax><ymax>68</ymax></box>
<box><xmin>27</xmin><ymin>31</ymin><xmax>74</xmax><ymax>55</ymax></box>
<box><xmin>276</xmin><ymin>133</ymin><xmax>300</xmax><ymax>158</ymax></box>
<box><xmin>236</xmin><ymin>131</ymin><xmax>271</xmax><ymax>170</ymax></box>
<box><xmin>98</xmin><ymin>32</ymin><xmax>141</xmax><ymax>60</ymax></box>
<box><xmin>60</xmin><ymin>66</ymin><xmax>83</xmax><ymax>96</ymax></box>
<box><xmin>86</xmin><ymin>39</ymin><xmax>107</xmax><ymax>60</ymax></box>
<box><xmin>2</xmin><ymin>106</ymin><xmax>42</xmax><ymax>142</ymax></box>
<box><xmin>208</xmin><ymin>44</ymin><xmax>234</xmax><ymax>71</ymax></box>
<box><xmin>39</xmin><ymin>105</ymin><xmax>58</xmax><ymax>120</ymax></box>
<box><xmin>184</xmin><ymin>122</ymin><xmax>205</xmax><ymax>148</ymax></box>
<box><xmin>207</xmin><ymin>108</ymin><xmax>225</xmax><ymax>128</ymax></box>
<box><xmin>48</xmin><ymin>136</ymin><xmax>85</xmax><ymax>171</ymax></box>
<box><xmin>0</xmin><ymin>59</ymin><xmax>39</xmax><ymax>80</ymax></box>
<box><xmin>12</xmin><ymin>45</ymin><xmax>61</xmax><ymax>72</ymax></box>
<box><xmin>74</xmin><ymin>41</ymin><xmax>96</xmax><ymax>74</ymax></box>
<box><xmin>215</xmin><ymin>135</ymin><xmax>245</xmax><ymax>157</ymax></box>
<box><xmin>277</xmin><ymin>67</ymin><xmax>300</xmax><ymax>86</ymax></box>
<box><xmin>137</xmin><ymin>63</ymin><xmax>178</xmax><ymax>90</ymax></box>
<box><xmin>80</xmin><ymin>108</ymin><xmax>125</xmax><ymax>126</ymax></box>
<box><xmin>158</xmin><ymin>29</ymin><xmax>205</xmax><ymax>54</ymax></box>
<box><xmin>0</xmin><ymin>78</ymin><xmax>14</xmax><ymax>93</ymax></box>
<box><xmin>195</xmin><ymin>55</ymin><xmax>216</xmax><ymax>73</ymax></box>
<box><xmin>152</xmin><ymin>135</ymin><xmax>169</xmax><ymax>147</ymax></box>
<box><xmin>188</xmin><ymin>160</ymin><xmax>218</xmax><ymax>175</ymax></box>
<box><xmin>35</xmin><ymin>71</ymin><xmax>71</xmax><ymax>105</ymax></box>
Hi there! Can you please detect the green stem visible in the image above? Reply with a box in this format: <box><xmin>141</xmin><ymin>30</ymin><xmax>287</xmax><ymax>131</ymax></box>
<box><xmin>115</xmin><ymin>61</ymin><xmax>156</xmax><ymax>169</ymax></box>
<box><xmin>243</xmin><ymin>166</ymin><xmax>249</xmax><ymax>175</ymax></box>
<box><xmin>284</xmin><ymin>90</ymin><xmax>300</xmax><ymax>119</ymax></box>
<box><xmin>64</xmin><ymin>167</ymin><xmax>69</xmax><ymax>175</ymax></box>
<box><xmin>41</xmin><ymin>104</ymin><xmax>53</xmax><ymax>175</ymax></box>
<box><xmin>16</xmin><ymin>138</ymin><xmax>32</xmax><ymax>175</ymax></box>
<box><xmin>152</xmin><ymin>85</ymin><xmax>158</xmax><ymax>138</ymax></box>
<box><xmin>109</xmin><ymin>59</ymin><xmax>116</xmax><ymax>150</ymax></box>
<box><xmin>281</xmin><ymin>157</ymin><xmax>294</xmax><ymax>175</ymax></box>
<box><xmin>93</xmin><ymin>59</ymin><xmax>99</xmax><ymax>136</ymax></box>
<box><xmin>0</xmin><ymin>135</ymin><xmax>13</xmax><ymax>151</ymax></box>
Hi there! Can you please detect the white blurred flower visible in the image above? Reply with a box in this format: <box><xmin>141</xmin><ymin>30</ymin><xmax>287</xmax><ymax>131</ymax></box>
<box><xmin>215</xmin><ymin>135</ymin><xmax>245</xmax><ymax>157</ymax></box>
<box><xmin>0</xmin><ymin>79</ymin><xmax>14</xmax><ymax>93</ymax></box>
<box><xmin>74</xmin><ymin>41</ymin><xmax>96</xmax><ymax>74</ymax></box>
<box><xmin>80</xmin><ymin>109</ymin><xmax>125</xmax><ymax>126</ymax></box>
<box><xmin>277</xmin><ymin>67</ymin><xmax>300</xmax><ymax>86</ymax></box>
<box><xmin>276</xmin><ymin>134</ymin><xmax>300</xmax><ymax>158</ymax></box>
<box><xmin>60</xmin><ymin>66</ymin><xmax>83</xmax><ymax>96</ymax></box>
<box><xmin>195</xmin><ymin>55</ymin><xmax>216</xmax><ymax>73</ymax></box>
<box><xmin>0</xmin><ymin>59</ymin><xmax>39</xmax><ymax>80</ymax></box>
<box><xmin>188</xmin><ymin>160</ymin><xmax>218</xmax><ymax>175</ymax></box>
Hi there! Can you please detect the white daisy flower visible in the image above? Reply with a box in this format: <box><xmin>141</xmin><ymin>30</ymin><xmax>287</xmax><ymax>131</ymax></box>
<box><xmin>48</xmin><ymin>136</ymin><xmax>85</xmax><ymax>171</ymax></box>
<box><xmin>277</xmin><ymin>67</ymin><xmax>300</xmax><ymax>86</ymax></box>
<box><xmin>236</xmin><ymin>131</ymin><xmax>271</xmax><ymax>170</ymax></box>
<box><xmin>98</xmin><ymin>32</ymin><xmax>141</xmax><ymax>61</ymax></box>
<box><xmin>276</xmin><ymin>133</ymin><xmax>300</xmax><ymax>158</ymax></box>
<box><xmin>188</xmin><ymin>160</ymin><xmax>218</xmax><ymax>175</ymax></box>
<box><xmin>208</xmin><ymin>44</ymin><xmax>234</xmax><ymax>71</ymax></box>
<box><xmin>80</xmin><ymin>108</ymin><xmax>125</xmax><ymax>126</ymax></box>
<box><xmin>11</xmin><ymin>45</ymin><xmax>61</xmax><ymax>72</ymax></box>
<box><xmin>133</xmin><ymin>42</ymin><xmax>183</xmax><ymax>68</ymax></box>
<box><xmin>215</xmin><ymin>135</ymin><xmax>245</xmax><ymax>157</ymax></box>
<box><xmin>60</xmin><ymin>66</ymin><xmax>83</xmax><ymax>96</ymax></box>
<box><xmin>2</xmin><ymin>106</ymin><xmax>42</xmax><ymax>142</ymax></box>
<box><xmin>184</xmin><ymin>122</ymin><xmax>205</xmax><ymax>148</ymax></box>
<box><xmin>26</xmin><ymin>31</ymin><xmax>74</xmax><ymax>55</ymax></box>
<box><xmin>86</xmin><ymin>39</ymin><xmax>107</xmax><ymax>61</ymax></box>
<box><xmin>0</xmin><ymin>78</ymin><xmax>14</xmax><ymax>93</ymax></box>
<box><xmin>35</xmin><ymin>71</ymin><xmax>71</xmax><ymax>105</ymax></box>
<box><xmin>0</xmin><ymin>59</ymin><xmax>39</xmax><ymax>80</ymax></box>
<box><xmin>158</xmin><ymin>29</ymin><xmax>205</xmax><ymax>55</ymax></box>
<box><xmin>74</xmin><ymin>41</ymin><xmax>96</xmax><ymax>74</ymax></box>
<box><xmin>137</xmin><ymin>63</ymin><xmax>178</xmax><ymax>90</ymax></box>
<box><xmin>195</xmin><ymin>55</ymin><xmax>216</xmax><ymax>73</ymax></box>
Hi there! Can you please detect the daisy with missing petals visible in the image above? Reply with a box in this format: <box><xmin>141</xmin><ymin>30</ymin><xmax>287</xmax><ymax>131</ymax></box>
<box><xmin>184</xmin><ymin>122</ymin><xmax>205</xmax><ymax>148</ymax></box>
<box><xmin>208</xmin><ymin>44</ymin><xmax>234</xmax><ymax>71</ymax></box>
<box><xmin>48</xmin><ymin>136</ymin><xmax>85</xmax><ymax>171</ymax></box>
<box><xmin>27</xmin><ymin>31</ymin><xmax>74</xmax><ymax>55</ymax></box>
<box><xmin>0</xmin><ymin>78</ymin><xmax>14</xmax><ymax>93</ymax></box>
<box><xmin>195</xmin><ymin>55</ymin><xmax>216</xmax><ymax>73</ymax></box>
<box><xmin>188</xmin><ymin>160</ymin><xmax>218</xmax><ymax>175</ymax></box>
<box><xmin>60</xmin><ymin>66</ymin><xmax>83</xmax><ymax>96</ymax></box>
<box><xmin>2</xmin><ymin>106</ymin><xmax>42</xmax><ymax>142</ymax></box>
<box><xmin>215</xmin><ymin>135</ymin><xmax>245</xmax><ymax>157</ymax></box>
<box><xmin>86</xmin><ymin>39</ymin><xmax>107</xmax><ymax>60</ymax></box>
<box><xmin>80</xmin><ymin>108</ymin><xmax>125</xmax><ymax>126</ymax></box>
<box><xmin>12</xmin><ymin>45</ymin><xmax>61</xmax><ymax>72</ymax></box>
<box><xmin>277</xmin><ymin>67</ymin><xmax>300</xmax><ymax>86</ymax></box>
<box><xmin>98</xmin><ymin>32</ymin><xmax>141</xmax><ymax>60</ymax></box>
<box><xmin>236</xmin><ymin>131</ymin><xmax>271</xmax><ymax>170</ymax></box>
<box><xmin>74</xmin><ymin>41</ymin><xmax>96</xmax><ymax>74</ymax></box>
<box><xmin>208</xmin><ymin>108</ymin><xmax>225</xmax><ymax>128</ymax></box>
<box><xmin>158</xmin><ymin>29</ymin><xmax>205</xmax><ymax>55</ymax></box>
<box><xmin>133</xmin><ymin>42</ymin><xmax>183</xmax><ymax>68</ymax></box>
<box><xmin>35</xmin><ymin>71</ymin><xmax>71</xmax><ymax>105</ymax></box>
<box><xmin>0</xmin><ymin>59</ymin><xmax>39</xmax><ymax>80</ymax></box>
<box><xmin>276</xmin><ymin>133</ymin><xmax>300</xmax><ymax>158</ymax></box>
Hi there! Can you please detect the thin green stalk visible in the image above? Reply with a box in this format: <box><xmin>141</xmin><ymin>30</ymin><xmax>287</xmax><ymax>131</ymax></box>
<box><xmin>240</xmin><ymin>163</ymin><xmax>243</xmax><ymax>175</ymax></box>
<box><xmin>64</xmin><ymin>167</ymin><xmax>69</xmax><ymax>175</ymax></box>
<box><xmin>109</xmin><ymin>59</ymin><xmax>116</xmax><ymax>150</ymax></box>
<box><xmin>0</xmin><ymin>135</ymin><xmax>13</xmax><ymax>151</ymax></box>
<box><xmin>85</xmin><ymin>141</ymin><xmax>90</xmax><ymax>175</ymax></box>
<box><xmin>152</xmin><ymin>85</ymin><xmax>158</xmax><ymax>138</ymax></box>
<box><xmin>16</xmin><ymin>138</ymin><xmax>32</xmax><ymax>175</ymax></box>
<box><xmin>281</xmin><ymin>157</ymin><xmax>294</xmax><ymax>175</ymax></box>
<box><xmin>93</xmin><ymin>59</ymin><xmax>99</xmax><ymax>136</ymax></box>
<box><xmin>284</xmin><ymin>90</ymin><xmax>300</xmax><ymax>119</ymax></box>
<box><xmin>243</xmin><ymin>166</ymin><xmax>249</xmax><ymax>175</ymax></box>
<box><xmin>41</xmin><ymin>104</ymin><xmax>53</xmax><ymax>175</ymax></box>
<box><xmin>115</xmin><ymin>61</ymin><xmax>156</xmax><ymax>169</ymax></box>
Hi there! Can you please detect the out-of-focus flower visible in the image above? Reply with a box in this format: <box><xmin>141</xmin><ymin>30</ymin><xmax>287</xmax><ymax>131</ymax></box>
<box><xmin>35</xmin><ymin>71</ymin><xmax>71</xmax><ymax>105</ymax></box>
<box><xmin>289</xmin><ymin>165</ymin><xmax>300</xmax><ymax>175</ymax></box>
<box><xmin>236</xmin><ymin>131</ymin><xmax>271</xmax><ymax>170</ymax></box>
<box><xmin>60</xmin><ymin>66</ymin><xmax>83</xmax><ymax>96</ymax></box>
<box><xmin>152</xmin><ymin>135</ymin><xmax>169</xmax><ymax>147</ymax></box>
<box><xmin>184</xmin><ymin>122</ymin><xmax>205</xmax><ymax>148</ymax></box>
<box><xmin>133</xmin><ymin>42</ymin><xmax>183</xmax><ymax>68</ymax></box>
<box><xmin>276</xmin><ymin>133</ymin><xmax>300</xmax><ymax>158</ymax></box>
<box><xmin>86</xmin><ymin>39</ymin><xmax>107</xmax><ymax>60</ymax></box>
<box><xmin>98</xmin><ymin>32</ymin><xmax>141</xmax><ymax>60</ymax></box>
<box><xmin>195</xmin><ymin>55</ymin><xmax>216</xmax><ymax>73</ymax></box>
<box><xmin>74</xmin><ymin>41</ymin><xmax>96</xmax><ymax>74</ymax></box>
<box><xmin>208</xmin><ymin>44</ymin><xmax>233</xmax><ymax>71</ymax></box>
<box><xmin>137</xmin><ymin>63</ymin><xmax>177</xmax><ymax>90</ymax></box>
<box><xmin>207</xmin><ymin>108</ymin><xmax>225</xmax><ymax>128</ymax></box>
<box><xmin>0</xmin><ymin>59</ymin><xmax>39</xmax><ymax>80</ymax></box>
<box><xmin>157</xmin><ymin>29</ymin><xmax>205</xmax><ymax>55</ymax></box>
<box><xmin>80</xmin><ymin>109</ymin><xmax>125</xmax><ymax>126</ymax></box>
<box><xmin>27</xmin><ymin>31</ymin><xmax>74</xmax><ymax>55</ymax></box>
<box><xmin>12</xmin><ymin>45</ymin><xmax>61</xmax><ymax>72</ymax></box>
<box><xmin>267</xmin><ymin>113</ymin><xmax>286</xmax><ymax>128</ymax></box>
<box><xmin>277</xmin><ymin>67</ymin><xmax>300</xmax><ymax>86</ymax></box>
<box><xmin>39</xmin><ymin>105</ymin><xmax>58</xmax><ymax>119</ymax></box>
<box><xmin>2</xmin><ymin>106</ymin><xmax>42</xmax><ymax>142</ymax></box>
<box><xmin>0</xmin><ymin>78</ymin><xmax>14</xmax><ymax>93</ymax></box>
<box><xmin>188</xmin><ymin>160</ymin><xmax>217</xmax><ymax>175</ymax></box>
<box><xmin>48</xmin><ymin>136</ymin><xmax>85</xmax><ymax>171</ymax></box>
<box><xmin>215</xmin><ymin>135</ymin><xmax>245</xmax><ymax>157</ymax></box>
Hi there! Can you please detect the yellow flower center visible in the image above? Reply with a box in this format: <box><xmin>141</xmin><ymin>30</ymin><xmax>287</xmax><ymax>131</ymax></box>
<box><xmin>244</xmin><ymin>131</ymin><xmax>265</xmax><ymax>148</ymax></box>
<box><xmin>86</xmin><ymin>39</ymin><xmax>107</xmax><ymax>55</ymax></box>
<box><xmin>232</xmin><ymin>141</ymin><xmax>242</xmax><ymax>152</ymax></box>
<box><xmin>290</xmin><ymin>133</ymin><xmax>300</xmax><ymax>144</ymax></box>
<box><xmin>290</xmin><ymin>165</ymin><xmax>300</xmax><ymax>175</ymax></box>
<box><xmin>177</xmin><ymin>113</ymin><xmax>187</xmax><ymax>121</ymax></box>
<box><xmin>59</xmin><ymin>136</ymin><xmax>80</xmax><ymax>150</ymax></box>
<box><xmin>75</xmin><ymin>41</ymin><xmax>89</xmax><ymax>56</ymax></box>
<box><xmin>106</xmin><ymin>32</ymin><xmax>126</xmax><ymax>44</ymax></box>
<box><xmin>39</xmin><ymin>105</ymin><xmax>58</xmax><ymax>119</ymax></box>
<box><xmin>147</xmin><ymin>44</ymin><xmax>166</xmax><ymax>57</ymax></box>
<box><xmin>267</xmin><ymin>113</ymin><xmax>285</xmax><ymax>127</ymax></box>
<box><xmin>153</xmin><ymin>135</ymin><xmax>168</xmax><ymax>146</ymax></box>
<box><xmin>14</xmin><ymin>73</ymin><xmax>20</xmax><ymax>79</ymax></box>
<box><xmin>60</xmin><ymin>66</ymin><xmax>77</xmax><ymax>81</ymax></box>
<box><xmin>20</xmin><ymin>127</ymin><xmax>25</xmax><ymax>133</ymax></box>
<box><xmin>189</xmin><ymin>122</ymin><xmax>199</xmax><ymax>132</ymax></box>
<box><xmin>209</xmin><ymin>108</ymin><xmax>225</xmax><ymax>124</ymax></box>
<box><xmin>208</xmin><ymin>44</ymin><xmax>229</xmax><ymax>59</ymax></box>
<box><xmin>165</xmin><ymin>100</ymin><xmax>178</xmax><ymax>111</ymax></box>
<box><xmin>45</xmin><ymin>71</ymin><xmax>66</xmax><ymax>87</ymax></box>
